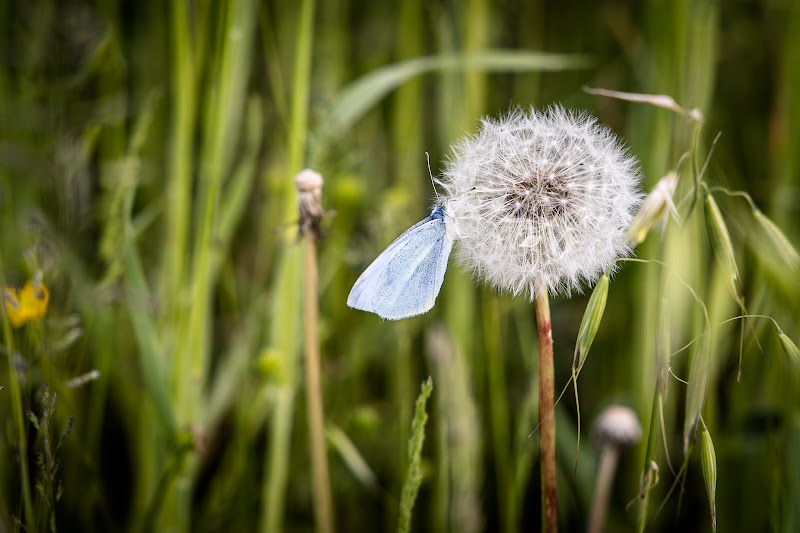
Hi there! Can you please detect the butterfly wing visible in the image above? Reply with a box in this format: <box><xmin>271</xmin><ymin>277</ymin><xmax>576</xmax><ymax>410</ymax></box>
<box><xmin>348</xmin><ymin>208</ymin><xmax>452</xmax><ymax>320</ymax></box>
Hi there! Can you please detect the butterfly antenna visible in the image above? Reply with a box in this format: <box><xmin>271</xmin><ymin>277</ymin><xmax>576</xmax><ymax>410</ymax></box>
<box><xmin>426</xmin><ymin>152</ymin><xmax>441</xmax><ymax>203</ymax></box>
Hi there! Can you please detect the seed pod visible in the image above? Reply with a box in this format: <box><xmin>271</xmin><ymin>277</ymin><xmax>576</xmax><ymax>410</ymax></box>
<box><xmin>683</xmin><ymin>333</ymin><xmax>710</xmax><ymax>452</ymax></box>
<box><xmin>441</xmin><ymin>105</ymin><xmax>641</xmax><ymax>299</ymax></box>
<box><xmin>704</xmin><ymin>192</ymin><xmax>744</xmax><ymax>306</ymax></box>
<box><xmin>625</xmin><ymin>171</ymin><xmax>679</xmax><ymax>246</ymax></box>
<box><xmin>700</xmin><ymin>427</ymin><xmax>717</xmax><ymax>531</ymax></box>
<box><xmin>655</xmin><ymin>297</ymin><xmax>670</xmax><ymax>392</ymax></box>
<box><xmin>573</xmin><ymin>274</ymin><xmax>609</xmax><ymax>370</ymax></box>
<box><xmin>778</xmin><ymin>332</ymin><xmax>800</xmax><ymax>370</ymax></box>
<box><xmin>753</xmin><ymin>208</ymin><xmax>800</xmax><ymax>272</ymax></box>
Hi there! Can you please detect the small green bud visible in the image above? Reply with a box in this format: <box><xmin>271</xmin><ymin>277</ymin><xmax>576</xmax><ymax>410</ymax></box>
<box><xmin>704</xmin><ymin>192</ymin><xmax>744</xmax><ymax>306</ymax></box>
<box><xmin>700</xmin><ymin>427</ymin><xmax>717</xmax><ymax>531</ymax></box>
<box><xmin>573</xmin><ymin>274</ymin><xmax>609</xmax><ymax>371</ymax></box>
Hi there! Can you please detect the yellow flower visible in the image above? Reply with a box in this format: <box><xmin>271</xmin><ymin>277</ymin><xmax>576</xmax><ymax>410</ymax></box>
<box><xmin>3</xmin><ymin>279</ymin><xmax>50</xmax><ymax>328</ymax></box>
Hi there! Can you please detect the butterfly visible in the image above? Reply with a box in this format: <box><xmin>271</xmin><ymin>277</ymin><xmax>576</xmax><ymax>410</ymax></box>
<box><xmin>347</xmin><ymin>204</ymin><xmax>453</xmax><ymax>320</ymax></box>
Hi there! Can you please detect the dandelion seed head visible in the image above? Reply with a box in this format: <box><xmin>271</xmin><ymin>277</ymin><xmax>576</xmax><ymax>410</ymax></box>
<box><xmin>441</xmin><ymin>105</ymin><xmax>642</xmax><ymax>298</ymax></box>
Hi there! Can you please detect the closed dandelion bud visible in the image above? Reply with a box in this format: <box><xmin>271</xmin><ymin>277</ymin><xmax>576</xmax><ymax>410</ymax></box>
<box><xmin>441</xmin><ymin>106</ymin><xmax>642</xmax><ymax>298</ymax></box>
<box><xmin>295</xmin><ymin>168</ymin><xmax>325</xmax><ymax>239</ymax></box>
<box><xmin>700</xmin><ymin>427</ymin><xmax>717</xmax><ymax>531</ymax></box>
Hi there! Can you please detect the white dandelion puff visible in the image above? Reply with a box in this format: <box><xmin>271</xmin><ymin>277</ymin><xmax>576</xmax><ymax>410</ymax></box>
<box><xmin>440</xmin><ymin>105</ymin><xmax>642</xmax><ymax>298</ymax></box>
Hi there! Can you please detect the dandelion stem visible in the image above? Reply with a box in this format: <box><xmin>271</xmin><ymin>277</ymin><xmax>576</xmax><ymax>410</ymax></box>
<box><xmin>587</xmin><ymin>444</ymin><xmax>619</xmax><ymax>533</ymax></box>
<box><xmin>303</xmin><ymin>234</ymin><xmax>335</xmax><ymax>533</ymax></box>
<box><xmin>535</xmin><ymin>290</ymin><xmax>558</xmax><ymax>533</ymax></box>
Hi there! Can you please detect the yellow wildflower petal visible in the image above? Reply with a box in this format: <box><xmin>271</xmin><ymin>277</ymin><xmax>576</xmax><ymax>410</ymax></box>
<box><xmin>3</xmin><ymin>280</ymin><xmax>50</xmax><ymax>328</ymax></box>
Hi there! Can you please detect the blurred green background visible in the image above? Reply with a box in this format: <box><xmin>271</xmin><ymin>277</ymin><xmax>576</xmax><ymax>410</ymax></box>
<box><xmin>1</xmin><ymin>0</ymin><xmax>798</xmax><ymax>532</ymax></box>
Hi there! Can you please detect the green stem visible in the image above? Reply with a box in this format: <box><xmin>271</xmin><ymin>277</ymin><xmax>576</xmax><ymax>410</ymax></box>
<box><xmin>0</xmin><ymin>262</ymin><xmax>37</xmax><ymax>533</ymax></box>
<box><xmin>161</xmin><ymin>0</ymin><xmax>195</xmax><ymax>323</ymax></box>
<box><xmin>636</xmin><ymin>386</ymin><xmax>660</xmax><ymax>533</ymax></box>
<box><xmin>535</xmin><ymin>290</ymin><xmax>557</xmax><ymax>533</ymax></box>
<box><xmin>260</xmin><ymin>0</ymin><xmax>315</xmax><ymax>530</ymax></box>
<box><xmin>484</xmin><ymin>296</ymin><xmax>512</xmax><ymax>533</ymax></box>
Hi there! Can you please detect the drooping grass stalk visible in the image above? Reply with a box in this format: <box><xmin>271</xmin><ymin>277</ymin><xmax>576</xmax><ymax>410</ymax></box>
<box><xmin>535</xmin><ymin>290</ymin><xmax>557</xmax><ymax>533</ymax></box>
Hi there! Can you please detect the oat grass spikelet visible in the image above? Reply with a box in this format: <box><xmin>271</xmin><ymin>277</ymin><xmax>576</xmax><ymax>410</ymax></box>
<box><xmin>442</xmin><ymin>106</ymin><xmax>641</xmax><ymax>297</ymax></box>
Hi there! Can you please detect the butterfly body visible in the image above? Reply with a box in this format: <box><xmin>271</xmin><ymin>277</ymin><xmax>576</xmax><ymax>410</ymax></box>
<box><xmin>347</xmin><ymin>204</ymin><xmax>452</xmax><ymax>320</ymax></box>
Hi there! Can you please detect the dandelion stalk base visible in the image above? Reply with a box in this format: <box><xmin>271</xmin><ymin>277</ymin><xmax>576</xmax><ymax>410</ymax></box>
<box><xmin>535</xmin><ymin>290</ymin><xmax>558</xmax><ymax>533</ymax></box>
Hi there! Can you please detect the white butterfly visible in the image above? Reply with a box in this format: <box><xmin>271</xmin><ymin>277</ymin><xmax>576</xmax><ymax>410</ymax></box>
<box><xmin>347</xmin><ymin>204</ymin><xmax>453</xmax><ymax>320</ymax></box>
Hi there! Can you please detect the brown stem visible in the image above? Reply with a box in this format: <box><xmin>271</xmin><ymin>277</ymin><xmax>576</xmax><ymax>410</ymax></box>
<box><xmin>303</xmin><ymin>236</ymin><xmax>335</xmax><ymax>533</ymax></box>
<box><xmin>587</xmin><ymin>446</ymin><xmax>619</xmax><ymax>533</ymax></box>
<box><xmin>536</xmin><ymin>290</ymin><xmax>558</xmax><ymax>533</ymax></box>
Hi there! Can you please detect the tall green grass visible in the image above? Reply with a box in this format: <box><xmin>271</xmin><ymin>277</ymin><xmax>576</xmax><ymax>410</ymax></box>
<box><xmin>1</xmin><ymin>1</ymin><xmax>798</xmax><ymax>532</ymax></box>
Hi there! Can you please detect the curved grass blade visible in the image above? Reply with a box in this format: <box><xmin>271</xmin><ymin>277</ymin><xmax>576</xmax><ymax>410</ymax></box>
<box><xmin>318</xmin><ymin>50</ymin><xmax>590</xmax><ymax>147</ymax></box>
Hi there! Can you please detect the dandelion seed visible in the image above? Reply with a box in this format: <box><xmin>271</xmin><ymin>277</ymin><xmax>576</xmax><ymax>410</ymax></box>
<box><xmin>441</xmin><ymin>106</ymin><xmax>642</xmax><ymax>298</ymax></box>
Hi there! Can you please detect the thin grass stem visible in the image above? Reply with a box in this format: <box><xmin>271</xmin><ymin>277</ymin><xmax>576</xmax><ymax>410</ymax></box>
<box><xmin>635</xmin><ymin>387</ymin><xmax>660</xmax><ymax>533</ymax></box>
<box><xmin>261</xmin><ymin>1</ymin><xmax>316</xmax><ymax>530</ymax></box>
<box><xmin>0</xmin><ymin>260</ymin><xmax>36</xmax><ymax>533</ymax></box>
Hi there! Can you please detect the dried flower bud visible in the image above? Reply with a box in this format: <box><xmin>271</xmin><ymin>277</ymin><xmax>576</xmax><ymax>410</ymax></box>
<box><xmin>592</xmin><ymin>405</ymin><xmax>642</xmax><ymax>449</ymax></box>
<box><xmin>295</xmin><ymin>169</ymin><xmax>325</xmax><ymax>239</ymax></box>
<box><xmin>441</xmin><ymin>106</ymin><xmax>641</xmax><ymax>298</ymax></box>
